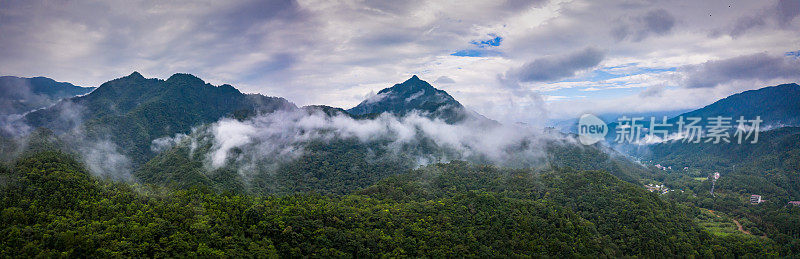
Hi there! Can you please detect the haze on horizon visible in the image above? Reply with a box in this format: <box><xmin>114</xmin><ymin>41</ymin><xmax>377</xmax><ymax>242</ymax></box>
<box><xmin>1</xmin><ymin>0</ymin><xmax>798</xmax><ymax>122</ymax></box>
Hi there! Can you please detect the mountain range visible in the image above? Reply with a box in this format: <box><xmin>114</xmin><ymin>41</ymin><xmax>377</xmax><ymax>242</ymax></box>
<box><xmin>604</xmin><ymin>83</ymin><xmax>800</xmax><ymax>144</ymax></box>
<box><xmin>7</xmin><ymin>73</ymin><xmax>800</xmax><ymax>162</ymax></box>
<box><xmin>16</xmin><ymin>73</ymin><xmax>501</xmax><ymax>166</ymax></box>
<box><xmin>0</xmin><ymin>72</ymin><xmax>652</xmax><ymax>191</ymax></box>
<box><xmin>2</xmin><ymin>72</ymin><xmax>799</xmax><ymax>257</ymax></box>
<box><xmin>673</xmin><ymin>83</ymin><xmax>800</xmax><ymax>127</ymax></box>
<box><xmin>23</xmin><ymin>72</ymin><xmax>294</xmax><ymax>164</ymax></box>
<box><xmin>1</xmin><ymin>72</ymin><xmax>798</xmax><ymax>201</ymax></box>
<box><xmin>0</xmin><ymin>76</ymin><xmax>95</xmax><ymax>115</ymax></box>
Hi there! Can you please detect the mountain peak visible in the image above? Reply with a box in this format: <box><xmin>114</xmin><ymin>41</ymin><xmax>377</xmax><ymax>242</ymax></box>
<box><xmin>166</xmin><ymin>73</ymin><xmax>205</xmax><ymax>85</ymax></box>
<box><xmin>127</xmin><ymin>71</ymin><xmax>145</xmax><ymax>80</ymax></box>
<box><xmin>378</xmin><ymin>75</ymin><xmax>435</xmax><ymax>94</ymax></box>
<box><xmin>347</xmin><ymin>76</ymin><xmax>469</xmax><ymax>123</ymax></box>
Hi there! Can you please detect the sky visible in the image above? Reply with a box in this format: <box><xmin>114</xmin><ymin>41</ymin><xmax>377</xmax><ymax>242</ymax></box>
<box><xmin>1</xmin><ymin>0</ymin><xmax>799</xmax><ymax>122</ymax></box>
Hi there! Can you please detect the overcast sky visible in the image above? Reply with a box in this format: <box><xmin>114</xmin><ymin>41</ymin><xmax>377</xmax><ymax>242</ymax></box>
<box><xmin>1</xmin><ymin>0</ymin><xmax>798</xmax><ymax>122</ymax></box>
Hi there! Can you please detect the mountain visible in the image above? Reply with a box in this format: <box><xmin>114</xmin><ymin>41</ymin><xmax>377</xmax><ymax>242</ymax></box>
<box><xmin>552</xmin><ymin>109</ymin><xmax>691</xmax><ymax>134</ymax></box>
<box><xmin>2</xmin><ymin>73</ymin><xmax>790</xmax><ymax>256</ymax></box>
<box><xmin>638</xmin><ymin>127</ymin><xmax>800</xmax><ymax>254</ymax></box>
<box><xmin>347</xmin><ymin>75</ymin><xmax>471</xmax><ymax>123</ymax></box>
<box><xmin>676</xmin><ymin>83</ymin><xmax>800</xmax><ymax>127</ymax></box>
<box><xmin>23</xmin><ymin>72</ymin><xmax>296</xmax><ymax>164</ymax></box>
<box><xmin>0</xmin><ymin>76</ymin><xmax>95</xmax><ymax>115</ymax></box>
<box><xmin>645</xmin><ymin>126</ymin><xmax>800</xmax><ymax>199</ymax></box>
<box><xmin>606</xmin><ymin>83</ymin><xmax>800</xmax><ymax>144</ymax></box>
<box><xmin>130</xmin><ymin>75</ymin><xmax>653</xmax><ymax>194</ymax></box>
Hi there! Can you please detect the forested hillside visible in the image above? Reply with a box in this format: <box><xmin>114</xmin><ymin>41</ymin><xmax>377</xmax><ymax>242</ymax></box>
<box><xmin>0</xmin><ymin>151</ymin><xmax>779</xmax><ymax>257</ymax></box>
<box><xmin>646</xmin><ymin>126</ymin><xmax>800</xmax><ymax>199</ymax></box>
<box><xmin>22</xmin><ymin>72</ymin><xmax>295</xmax><ymax>164</ymax></box>
<box><xmin>135</xmin><ymin>120</ymin><xmax>655</xmax><ymax>195</ymax></box>
<box><xmin>636</xmin><ymin>126</ymin><xmax>800</xmax><ymax>255</ymax></box>
<box><xmin>2</xmin><ymin>72</ymin><xmax>797</xmax><ymax>257</ymax></box>
<box><xmin>1</xmin><ymin>0</ymin><xmax>796</xmax><ymax>257</ymax></box>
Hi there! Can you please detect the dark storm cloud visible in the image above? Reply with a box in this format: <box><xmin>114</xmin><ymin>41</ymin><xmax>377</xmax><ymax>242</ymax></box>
<box><xmin>682</xmin><ymin>53</ymin><xmax>800</xmax><ymax>88</ymax></box>
<box><xmin>506</xmin><ymin>47</ymin><xmax>604</xmax><ymax>83</ymax></box>
<box><xmin>611</xmin><ymin>9</ymin><xmax>675</xmax><ymax>41</ymax></box>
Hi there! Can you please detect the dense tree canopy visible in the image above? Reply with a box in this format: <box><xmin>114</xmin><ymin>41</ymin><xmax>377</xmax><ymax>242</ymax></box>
<box><xmin>0</xmin><ymin>151</ymin><xmax>783</xmax><ymax>257</ymax></box>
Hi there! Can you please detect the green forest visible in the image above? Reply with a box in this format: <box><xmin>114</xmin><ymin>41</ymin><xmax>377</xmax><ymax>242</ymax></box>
<box><xmin>636</xmin><ymin>126</ymin><xmax>800</xmax><ymax>256</ymax></box>
<box><xmin>0</xmin><ymin>150</ymin><xmax>787</xmax><ymax>257</ymax></box>
<box><xmin>2</xmin><ymin>73</ymin><xmax>799</xmax><ymax>257</ymax></box>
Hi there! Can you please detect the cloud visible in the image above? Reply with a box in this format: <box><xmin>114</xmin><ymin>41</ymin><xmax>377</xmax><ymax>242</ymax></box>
<box><xmin>638</xmin><ymin>85</ymin><xmax>665</xmax><ymax>97</ymax></box>
<box><xmin>681</xmin><ymin>53</ymin><xmax>800</xmax><ymax>88</ymax></box>
<box><xmin>505</xmin><ymin>47</ymin><xmax>605</xmax><ymax>83</ymax></box>
<box><xmin>78</xmin><ymin>139</ymin><xmax>132</xmax><ymax>181</ymax></box>
<box><xmin>727</xmin><ymin>15</ymin><xmax>766</xmax><ymax>37</ymax></box>
<box><xmin>0</xmin><ymin>0</ymin><xmax>796</xmax><ymax>123</ymax></box>
<box><xmin>0</xmin><ymin>97</ymin><xmax>136</xmax><ymax>180</ymax></box>
<box><xmin>189</xmin><ymin>109</ymin><xmax>565</xmax><ymax>175</ymax></box>
<box><xmin>434</xmin><ymin>76</ymin><xmax>455</xmax><ymax>84</ymax></box>
<box><xmin>471</xmin><ymin>34</ymin><xmax>503</xmax><ymax>48</ymax></box>
<box><xmin>714</xmin><ymin>0</ymin><xmax>799</xmax><ymax>37</ymax></box>
<box><xmin>641</xmin><ymin>9</ymin><xmax>676</xmax><ymax>35</ymax></box>
<box><xmin>151</xmin><ymin>133</ymin><xmax>188</xmax><ymax>153</ymax></box>
<box><xmin>611</xmin><ymin>9</ymin><xmax>675</xmax><ymax>41</ymax></box>
<box><xmin>777</xmin><ymin>0</ymin><xmax>800</xmax><ymax>26</ymax></box>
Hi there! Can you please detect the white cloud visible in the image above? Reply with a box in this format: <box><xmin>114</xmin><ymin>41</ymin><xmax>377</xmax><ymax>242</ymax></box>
<box><xmin>197</xmin><ymin>109</ymin><xmax>564</xmax><ymax>173</ymax></box>
<box><xmin>0</xmin><ymin>0</ymin><xmax>797</xmax><ymax>125</ymax></box>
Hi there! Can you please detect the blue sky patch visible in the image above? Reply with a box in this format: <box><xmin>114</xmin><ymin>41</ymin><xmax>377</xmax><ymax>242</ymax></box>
<box><xmin>471</xmin><ymin>34</ymin><xmax>503</xmax><ymax>48</ymax></box>
<box><xmin>452</xmin><ymin>34</ymin><xmax>504</xmax><ymax>57</ymax></box>
<box><xmin>450</xmin><ymin>49</ymin><xmax>501</xmax><ymax>57</ymax></box>
<box><xmin>539</xmin><ymin>65</ymin><xmax>678</xmax><ymax>101</ymax></box>
<box><xmin>559</xmin><ymin>66</ymin><xmax>676</xmax><ymax>83</ymax></box>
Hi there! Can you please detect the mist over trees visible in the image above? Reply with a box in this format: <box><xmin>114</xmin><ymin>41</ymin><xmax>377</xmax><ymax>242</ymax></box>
<box><xmin>1</xmin><ymin>72</ymin><xmax>799</xmax><ymax>256</ymax></box>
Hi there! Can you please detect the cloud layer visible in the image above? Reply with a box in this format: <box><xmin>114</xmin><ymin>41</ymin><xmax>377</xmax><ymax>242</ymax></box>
<box><xmin>506</xmin><ymin>47</ymin><xmax>605</xmax><ymax>83</ymax></box>
<box><xmin>152</xmin><ymin>109</ymin><xmax>565</xmax><ymax>177</ymax></box>
<box><xmin>1</xmin><ymin>0</ymin><xmax>798</xmax><ymax>122</ymax></box>
<box><xmin>682</xmin><ymin>53</ymin><xmax>800</xmax><ymax>89</ymax></box>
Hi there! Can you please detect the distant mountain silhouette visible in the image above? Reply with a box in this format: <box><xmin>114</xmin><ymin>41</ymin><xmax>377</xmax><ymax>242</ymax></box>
<box><xmin>606</xmin><ymin>83</ymin><xmax>800</xmax><ymax>144</ymax></box>
<box><xmin>0</xmin><ymin>76</ymin><xmax>95</xmax><ymax>115</ymax></box>
<box><xmin>673</xmin><ymin>83</ymin><xmax>800</xmax><ymax>127</ymax></box>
